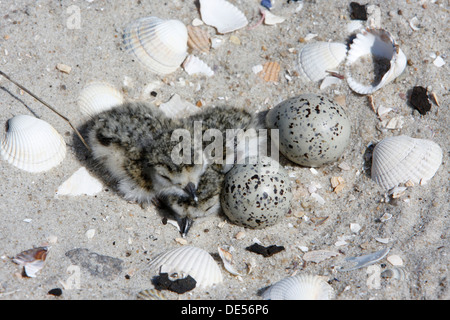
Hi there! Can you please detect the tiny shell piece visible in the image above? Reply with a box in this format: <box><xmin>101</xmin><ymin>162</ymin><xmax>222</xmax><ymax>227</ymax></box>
<box><xmin>263</xmin><ymin>9</ymin><xmax>286</xmax><ymax>25</ymax></box>
<box><xmin>218</xmin><ymin>246</ymin><xmax>241</xmax><ymax>276</ymax></box>
<box><xmin>262</xmin><ymin>274</ymin><xmax>335</xmax><ymax>300</ymax></box>
<box><xmin>78</xmin><ymin>82</ymin><xmax>124</xmax><ymax>118</ymax></box>
<box><xmin>199</xmin><ymin>0</ymin><xmax>248</xmax><ymax>34</ymax></box>
<box><xmin>297</xmin><ymin>41</ymin><xmax>348</xmax><ymax>82</ymax></box>
<box><xmin>148</xmin><ymin>246</ymin><xmax>223</xmax><ymax>289</ymax></box>
<box><xmin>302</xmin><ymin>250</ymin><xmax>339</xmax><ymax>263</ymax></box>
<box><xmin>56</xmin><ymin>63</ymin><xmax>72</xmax><ymax>74</ymax></box>
<box><xmin>1</xmin><ymin>115</ymin><xmax>66</xmax><ymax>173</ymax></box>
<box><xmin>12</xmin><ymin>246</ymin><xmax>50</xmax><ymax>278</ymax></box>
<box><xmin>182</xmin><ymin>55</ymin><xmax>214</xmax><ymax>77</ymax></box>
<box><xmin>56</xmin><ymin>167</ymin><xmax>103</xmax><ymax>196</ymax></box>
<box><xmin>159</xmin><ymin>94</ymin><xmax>200</xmax><ymax>119</ymax></box>
<box><xmin>371</xmin><ymin>135</ymin><xmax>443</xmax><ymax>190</ymax></box>
<box><xmin>187</xmin><ymin>25</ymin><xmax>211</xmax><ymax>53</ymax></box>
<box><xmin>259</xmin><ymin>61</ymin><xmax>280</xmax><ymax>82</ymax></box>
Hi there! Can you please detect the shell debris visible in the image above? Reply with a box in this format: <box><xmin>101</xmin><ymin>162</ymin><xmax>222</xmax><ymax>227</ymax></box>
<box><xmin>187</xmin><ymin>25</ymin><xmax>211</xmax><ymax>53</ymax></box>
<box><xmin>259</xmin><ymin>61</ymin><xmax>281</xmax><ymax>82</ymax></box>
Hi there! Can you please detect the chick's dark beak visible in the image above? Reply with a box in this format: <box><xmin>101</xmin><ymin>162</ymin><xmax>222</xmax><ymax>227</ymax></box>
<box><xmin>184</xmin><ymin>182</ymin><xmax>198</xmax><ymax>203</ymax></box>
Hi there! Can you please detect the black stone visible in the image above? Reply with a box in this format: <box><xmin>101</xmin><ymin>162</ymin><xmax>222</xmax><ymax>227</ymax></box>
<box><xmin>152</xmin><ymin>273</ymin><xmax>197</xmax><ymax>294</ymax></box>
<box><xmin>48</xmin><ymin>288</ymin><xmax>63</xmax><ymax>296</ymax></box>
<box><xmin>409</xmin><ymin>86</ymin><xmax>431</xmax><ymax>115</ymax></box>
<box><xmin>245</xmin><ymin>243</ymin><xmax>285</xmax><ymax>257</ymax></box>
<box><xmin>350</xmin><ymin>2</ymin><xmax>367</xmax><ymax>20</ymax></box>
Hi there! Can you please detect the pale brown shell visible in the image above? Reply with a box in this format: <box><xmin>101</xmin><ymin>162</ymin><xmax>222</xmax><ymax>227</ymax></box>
<box><xmin>259</xmin><ymin>61</ymin><xmax>280</xmax><ymax>82</ymax></box>
<box><xmin>187</xmin><ymin>25</ymin><xmax>210</xmax><ymax>53</ymax></box>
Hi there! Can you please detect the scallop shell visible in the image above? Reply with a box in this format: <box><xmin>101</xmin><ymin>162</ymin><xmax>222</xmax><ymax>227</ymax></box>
<box><xmin>1</xmin><ymin>115</ymin><xmax>66</xmax><ymax>173</ymax></box>
<box><xmin>262</xmin><ymin>274</ymin><xmax>335</xmax><ymax>300</ymax></box>
<box><xmin>187</xmin><ymin>25</ymin><xmax>211</xmax><ymax>53</ymax></box>
<box><xmin>148</xmin><ymin>246</ymin><xmax>223</xmax><ymax>289</ymax></box>
<box><xmin>297</xmin><ymin>41</ymin><xmax>348</xmax><ymax>82</ymax></box>
<box><xmin>182</xmin><ymin>55</ymin><xmax>214</xmax><ymax>77</ymax></box>
<box><xmin>371</xmin><ymin>135</ymin><xmax>443</xmax><ymax>190</ymax></box>
<box><xmin>123</xmin><ymin>16</ymin><xmax>188</xmax><ymax>75</ymax></box>
<box><xmin>259</xmin><ymin>61</ymin><xmax>281</xmax><ymax>82</ymax></box>
<box><xmin>345</xmin><ymin>28</ymin><xmax>407</xmax><ymax>94</ymax></box>
<box><xmin>199</xmin><ymin>0</ymin><xmax>248</xmax><ymax>34</ymax></box>
<box><xmin>78</xmin><ymin>82</ymin><xmax>124</xmax><ymax>117</ymax></box>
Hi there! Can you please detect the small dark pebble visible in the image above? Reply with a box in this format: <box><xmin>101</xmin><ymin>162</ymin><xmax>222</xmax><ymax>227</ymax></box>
<box><xmin>246</xmin><ymin>243</ymin><xmax>285</xmax><ymax>257</ymax></box>
<box><xmin>152</xmin><ymin>273</ymin><xmax>196</xmax><ymax>294</ymax></box>
<box><xmin>350</xmin><ymin>2</ymin><xmax>367</xmax><ymax>20</ymax></box>
<box><xmin>409</xmin><ymin>86</ymin><xmax>431</xmax><ymax>115</ymax></box>
<box><xmin>48</xmin><ymin>288</ymin><xmax>63</xmax><ymax>296</ymax></box>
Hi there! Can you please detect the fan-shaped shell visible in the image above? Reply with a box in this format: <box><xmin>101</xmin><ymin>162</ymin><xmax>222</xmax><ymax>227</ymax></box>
<box><xmin>148</xmin><ymin>246</ymin><xmax>223</xmax><ymax>289</ymax></box>
<box><xmin>123</xmin><ymin>16</ymin><xmax>188</xmax><ymax>75</ymax></box>
<box><xmin>187</xmin><ymin>25</ymin><xmax>211</xmax><ymax>53</ymax></box>
<box><xmin>262</xmin><ymin>274</ymin><xmax>335</xmax><ymax>300</ymax></box>
<box><xmin>1</xmin><ymin>115</ymin><xmax>66</xmax><ymax>173</ymax></box>
<box><xmin>346</xmin><ymin>28</ymin><xmax>407</xmax><ymax>94</ymax></box>
<box><xmin>199</xmin><ymin>0</ymin><xmax>248</xmax><ymax>34</ymax></box>
<box><xmin>182</xmin><ymin>55</ymin><xmax>214</xmax><ymax>77</ymax></box>
<box><xmin>297</xmin><ymin>41</ymin><xmax>348</xmax><ymax>82</ymax></box>
<box><xmin>371</xmin><ymin>135</ymin><xmax>443</xmax><ymax>190</ymax></box>
<box><xmin>78</xmin><ymin>82</ymin><xmax>124</xmax><ymax>117</ymax></box>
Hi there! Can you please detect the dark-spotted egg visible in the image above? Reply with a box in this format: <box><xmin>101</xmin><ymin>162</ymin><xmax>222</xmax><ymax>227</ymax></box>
<box><xmin>266</xmin><ymin>94</ymin><xmax>351</xmax><ymax>167</ymax></box>
<box><xmin>220</xmin><ymin>156</ymin><xmax>292</xmax><ymax>229</ymax></box>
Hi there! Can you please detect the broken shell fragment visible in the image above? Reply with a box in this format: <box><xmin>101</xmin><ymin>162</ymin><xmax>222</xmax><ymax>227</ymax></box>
<box><xmin>262</xmin><ymin>274</ymin><xmax>334</xmax><ymax>300</ymax></box>
<box><xmin>182</xmin><ymin>55</ymin><xmax>214</xmax><ymax>77</ymax></box>
<box><xmin>123</xmin><ymin>16</ymin><xmax>188</xmax><ymax>75</ymax></box>
<box><xmin>259</xmin><ymin>61</ymin><xmax>281</xmax><ymax>82</ymax></box>
<box><xmin>187</xmin><ymin>25</ymin><xmax>211</xmax><ymax>53</ymax></box>
<box><xmin>371</xmin><ymin>135</ymin><xmax>443</xmax><ymax>190</ymax></box>
<box><xmin>199</xmin><ymin>0</ymin><xmax>248</xmax><ymax>34</ymax></box>
<box><xmin>56</xmin><ymin>167</ymin><xmax>103</xmax><ymax>196</ymax></box>
<box><xmin>346</xmin><ymin>28</ymin><xmax>407</xmax><ymax>94</ymax></box>
<box><xmin>1</xmin><ymin>115</ymin><xmax>66</xmax><ymax>173</ymax></box>
<box><xmin>148</xmin><ymin>246</ymin><xmax>223</xmax><ymax>289</ymax></box>
<box><xmin>12</xmin><ymin>246</ymin><xmax>50</xmax><ymax>278</ymax></box>
<box><xmin>78</xmin><ymin>82</ymin><xmax>124</xmax><ymax>117</ymax></box>
<box><xmin>297</xmin><ymin>41</ymin><xmax>348</xmax><ymax>82</ymax></box>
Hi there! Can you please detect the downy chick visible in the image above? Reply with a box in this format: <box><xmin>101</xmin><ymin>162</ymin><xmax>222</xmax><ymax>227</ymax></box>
<box><xmin>87</xmin><ymin>102</ymin><xmax>208</xmax><ymax>206</ymax></box>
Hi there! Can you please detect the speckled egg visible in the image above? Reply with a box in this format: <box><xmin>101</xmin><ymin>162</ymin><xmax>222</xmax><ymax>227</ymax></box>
<box><xmin>266</xmin><ymin>94</ymin><xmax>351</xmax><ymax>167</ymax></box>
<box><xmin>220</xmin><ymin>156</ymin><xmax>292</xmax><ymax>229</ymax></box>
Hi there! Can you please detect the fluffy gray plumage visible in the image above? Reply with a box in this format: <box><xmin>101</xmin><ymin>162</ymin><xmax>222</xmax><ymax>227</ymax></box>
<box><xmin>86</xmin><ymin>101</ymin><xmax>267</xmax><ymax>236</ymax></box>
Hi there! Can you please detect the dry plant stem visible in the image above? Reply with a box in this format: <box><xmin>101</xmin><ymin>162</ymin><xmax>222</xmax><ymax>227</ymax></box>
<box><xmin>0</xmin><ymin>70</ymin><xmax>91</xmax><ymax>151</ymax></box>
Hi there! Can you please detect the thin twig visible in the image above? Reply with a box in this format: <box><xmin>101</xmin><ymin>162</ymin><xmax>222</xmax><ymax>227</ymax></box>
<box><xmin>0</xmin><ymin>70</ymin><xmax>91</xmax><ymax>151</ymax></box>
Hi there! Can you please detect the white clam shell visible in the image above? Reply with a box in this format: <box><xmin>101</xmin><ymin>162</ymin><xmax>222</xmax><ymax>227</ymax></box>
<box><xmin>297</xmin><ymin>41</ymin><xmax>348</xmax><ymax>82</ymax></box>
<box><xmin>56</xmin><ymin>167</ymin><xmax>103</xmax><ymax>196</ymax></box>
<box><xmin>371</xmin><ymin>135</ymin><xmax>443</xmax><ymax>190</ymax></box>
<box><xmin>199</xmin><ymin>0</ymin><xmax>248</xmax><ymax>34</ymax></box>
<box><xmin>346</xmin><ymin>28</ymin><xmax>407</xmax><ymax>94</ymax></box>
<box><xmin>148</xmin><ymin>246</ymin><xmax>223</xmax><ymax>289</ymax></box>
<box><xmin>262</xmin><ymin>274</ymin><xmax>335</xmax><ymax>300</ymax></box>
<box><xmin>78</xmin><ymin>82</ymin><xmax>124</xmax><ymax>117</ymax></box>
<box><xmin>182</xmin><ymin>54</ymin><xmax>214</xmax><ymax>77</ymax></box>
<box><xmin>1</xmin><ymin>115</ymin><xmax>66</xmax><ymax>173</ymax></box>
<box><xmin>123</xmin><ymin>16</ymin><xmax>188</xmax><ymax>75</ymax></box>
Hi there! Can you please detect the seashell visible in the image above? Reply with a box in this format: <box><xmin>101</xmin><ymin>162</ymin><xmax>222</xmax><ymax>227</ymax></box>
<box><xmin>159</xmin><ymin>94</ymin><xmax>200</xmax><ymax>119</ymax></box>
<box><xmin>297</xmin><ymin>41</ymin><xmax>348</xmax><ymax>82</ymax></box>
<box><xmin>371</xmin><ymin>135</ymin><xmax>443</xmax><ymax>190</ymax></box>
<box><xmin>199</xmin><ymin>0</ymin><xmax>248</xmax><ymax>34</ymax></box>
<box><xmin>262</xmin><ymin>274</ymin><xmax>335</xmax><ymax>300</ymax></box>
<box><xmin>123</xmin><ymin>16</ymin><xmax>188</xmax><ymax>75</ymax></box>
<box><xmin>137</xmin><ymin>288</ymin><xmax>167</xmax><ymax>300</ymax></box>
<box><xmin>12</xmin><ymin>246</ymin><xmax>50</xmax><ymax>278</ymax></box>
<box><xmin>78</xmin><ymin>82</ymin><xmax>124</xmax><ymax>117</ymax></box>
<box><xmin>182</xmin><ymin>55</ymin><xmax>214</xmax><ymax>77</ymax></box>
<box><xmin>345</xmin><ymin>28</ymin><xmax>407</xmax><ymax>94</ymax></box>
<box><xmin>56</xmin><ymin>167</ymin><xmax>103</xmax><ymax>196</ymax></box>
<box><xmin>1</xmin><ymin>115</ymin><xmax>66</xmax><ymax>173</ymax></box>
<box><xmin>148</xmin><ymin>246</ymin><xmax>223</xmax><ymax>289</ymax></box>
<box><xmin>259</xmin><ymin>61</ymin><xmax>280</xmax><ymax>82</ymax></box>
<box><xmin>381</xmin><ymin>266</ymin><xmax>407</xmax><ymax>281</ymax></box>
<box><xmin>339</xmin><ymin>248</ymin><xmax>390</xmax><ymax>272</ymax></box>
<box><xmin>187</xmin><ymin>25</ymin><xmax>211</xmax><ymax>53</ymax></box>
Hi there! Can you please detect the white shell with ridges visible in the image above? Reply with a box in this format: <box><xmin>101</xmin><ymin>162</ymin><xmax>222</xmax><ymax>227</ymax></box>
<box><xmin>182</xmin><ymin>55</ymin><xmax>214</xmax><ymax>77</ymax></box>
<box><xmin>346</xmin><ymin>28</ymin><xmax>407</xmax><ymax>94</ymax></box>
<box><xmin>148</xmin><ymin>246</ymin><xmax>223</xmax><ymax>289</ymax></box>
<box><xmin>262</xmin><ymin>274</ymin><xmax>335</xmax><ymax>300</ymax></box>
<box><xmin>123</xmin><ymin>17</ymin><xmax>188</xmax><ymax>75</ymax></box>
<box><xmin>1</xmin><ymin>115</ymin><xmax>66</xmax><ymax>173</ymax></box>
<box><xmin>78</xmin><ymin>82</ymin><xmax>124</xmax><ymax>117</ymax></box>
<box><xmin>297</xmin><ymin>41</ymin><xmax>348</xmax><ymax>82</ymax></box>
<box><xmin>371</xmin><ymin>135</ymin><xmax>443</xmax><ymax>190</ymax></box>
<box><xmin>199</xmin><ymin>0</ymin><xmax>248</xmax><ymax>34</ymax></box>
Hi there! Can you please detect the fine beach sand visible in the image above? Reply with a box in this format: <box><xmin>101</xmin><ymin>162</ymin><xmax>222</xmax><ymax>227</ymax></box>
<box><xmin>0</xmin><ymin>0</ymin><xmax>448</xmax><ymax>300</ymax></box>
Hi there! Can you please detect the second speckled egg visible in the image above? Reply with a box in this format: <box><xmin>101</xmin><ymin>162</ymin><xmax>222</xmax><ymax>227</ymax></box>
<box><xmin>220</xmin><ymin>156</ymin><xmax>292</xmax><ymax>229</ymax></box>
<box><xmin>266</xmin><ymin>93</ymin><xmax>351</xmax><ymax>167</ymax></box>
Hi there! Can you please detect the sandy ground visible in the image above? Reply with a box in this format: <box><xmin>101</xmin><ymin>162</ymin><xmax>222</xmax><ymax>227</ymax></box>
<box><xmin>0</xmin><ymin>0</ymin><xmax>448</xmax><ymax>300</ymax></box>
